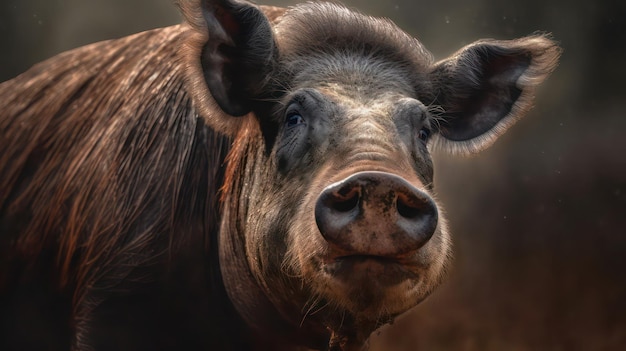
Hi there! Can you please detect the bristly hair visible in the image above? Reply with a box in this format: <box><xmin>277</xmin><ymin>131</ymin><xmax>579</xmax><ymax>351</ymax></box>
<box><xmin>273</xmin><ymin>2</ymin><xmax>435</xmax><ymax>95</ymax></box>
<box><xmin>0</xmin><ymin>25</ymin><xmax>230</xmax><ymax>303</ymax></box>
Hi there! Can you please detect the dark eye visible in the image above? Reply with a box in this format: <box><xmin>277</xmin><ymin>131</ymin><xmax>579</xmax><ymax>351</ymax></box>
<box><xmin>418</xmin><ymin>127</ymin><xmax>431</xmax><ymax>142</ymax></box>
<box><xmin>286</xmin><ymin>112</ymin><xmax>305</xmax><ymax>127</ymax></box>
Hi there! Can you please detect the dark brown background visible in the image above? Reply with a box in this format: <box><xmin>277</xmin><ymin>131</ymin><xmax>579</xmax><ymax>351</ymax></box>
<box><xmin>1</xmin><ymin>0</ymin><xmax>625</xmax><ymax>350</ymax></box>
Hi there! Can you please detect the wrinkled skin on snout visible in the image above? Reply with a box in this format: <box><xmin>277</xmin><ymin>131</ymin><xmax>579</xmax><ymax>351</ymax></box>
<box><xmin>180</xmin><ymin>1</ymin><xmax>560</xmax><ymax>349</ymax></box>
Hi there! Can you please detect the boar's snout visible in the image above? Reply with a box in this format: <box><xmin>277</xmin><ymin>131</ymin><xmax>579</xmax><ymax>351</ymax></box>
<box><xmin>315</xmin><ymin>171</ymin><xmax>438</xmax><ymax>258</ymax></box>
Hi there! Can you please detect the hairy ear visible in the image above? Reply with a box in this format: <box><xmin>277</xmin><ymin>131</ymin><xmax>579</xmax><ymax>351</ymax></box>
<box><xmin>180</xmin><ymin>0</ymin><xmax>278</xmax><ymax>133</ymax></box>
<box><xmin>431</xmin><ymin>35</ymin><xmax>561</xmax><ymax>153</ymax></box>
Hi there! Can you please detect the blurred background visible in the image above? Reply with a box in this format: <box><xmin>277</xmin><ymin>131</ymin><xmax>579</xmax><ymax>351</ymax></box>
<box><xmin>1</xmin><ymin>0</ymin><xmax>624</xmax><ymax>349</ymax></box>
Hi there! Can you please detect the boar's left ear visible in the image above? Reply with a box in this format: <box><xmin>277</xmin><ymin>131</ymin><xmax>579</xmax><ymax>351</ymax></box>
<box><xmin>182</xmin><ymin>0</ymin><xmax>277</xmax><ymax>120</ymax></box>
<box><xmin>430</xmin><ymin>35</ymin><xmax>561</xmax><ymax>153</ymax></box>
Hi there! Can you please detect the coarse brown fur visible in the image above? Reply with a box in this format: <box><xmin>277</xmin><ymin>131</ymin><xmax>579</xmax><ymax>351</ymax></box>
<box><xmin>0</xmin><ymin>25</ymin><xmax>244</xmax><ymax>350</ymax></box>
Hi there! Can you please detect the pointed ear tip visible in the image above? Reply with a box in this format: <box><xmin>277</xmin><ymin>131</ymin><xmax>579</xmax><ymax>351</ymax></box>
<box><xmin>531</xmin><ymin>40</ymin><xmax>562</xmax><ymax>76</ymax></box>
<box><xmin>524</xmin><ymin>34</ymin><xmax>563</xmax><ymax>57</ymax></box>
<box><xmin>509</xmin><ymin>34</ymin><xmax>561</xmax><ymax>78</ymax></box>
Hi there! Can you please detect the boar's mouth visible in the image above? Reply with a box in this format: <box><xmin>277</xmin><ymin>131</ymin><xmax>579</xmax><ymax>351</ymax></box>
<box><xmin>322</xmin><ymin>254</ymin><xmax>419</xmax><ymax>286</ymax></box>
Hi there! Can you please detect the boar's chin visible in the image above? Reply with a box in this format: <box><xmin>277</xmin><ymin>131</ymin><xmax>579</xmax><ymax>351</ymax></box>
<box><xmin>310</xmin><ymin>255</ymin><xmax>434</xmax><ymax>318</ymax></box>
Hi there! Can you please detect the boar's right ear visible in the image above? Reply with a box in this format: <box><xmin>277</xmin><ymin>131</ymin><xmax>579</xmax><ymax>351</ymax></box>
<box><xmin>430</xmin><ymin>35</ymin><xmax>561</xmax><ymax>154</ymax></box>
<box><xmin>181</xmin><ymin>0</ymin><xmax>277</xmax><ymax>126</ymax></box>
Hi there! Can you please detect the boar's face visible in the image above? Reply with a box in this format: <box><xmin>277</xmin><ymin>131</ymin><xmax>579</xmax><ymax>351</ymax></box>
<box><xmin>181</xmin><ymin>0</ymin><xmax>560</xmax><ymax>347</ymax></box>
<box><xmin>271</xmin><ymin>63</ymin><xmax>448</xmax><ymax>310</ymax></box>
<box><xmin>270</xmin><ymin>83</ymin><xmax>449</xmax><ymax>314</ymax></box>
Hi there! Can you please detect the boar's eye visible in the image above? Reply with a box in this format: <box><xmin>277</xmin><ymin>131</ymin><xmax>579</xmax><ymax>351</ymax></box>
<box><xmin>286</xmin><ymin>111</ymin><xmax>305</xmax><ymax>127</ymax></box>
<box><xmin>418</xmin><ymin>127</ymin><xmax>431</xmax><ymax>143</ymax></box>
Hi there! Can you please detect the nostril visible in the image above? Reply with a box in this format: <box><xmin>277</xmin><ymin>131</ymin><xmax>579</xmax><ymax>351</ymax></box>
<box><xmin>330</xmin><ymin>187</ymin><xmax>359</xmax><ymax>213</ymax></box>
<box><xmin>396</xmin><ymin>195</ymin><xmax>421</xmax><ymax>219</ymax></box>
